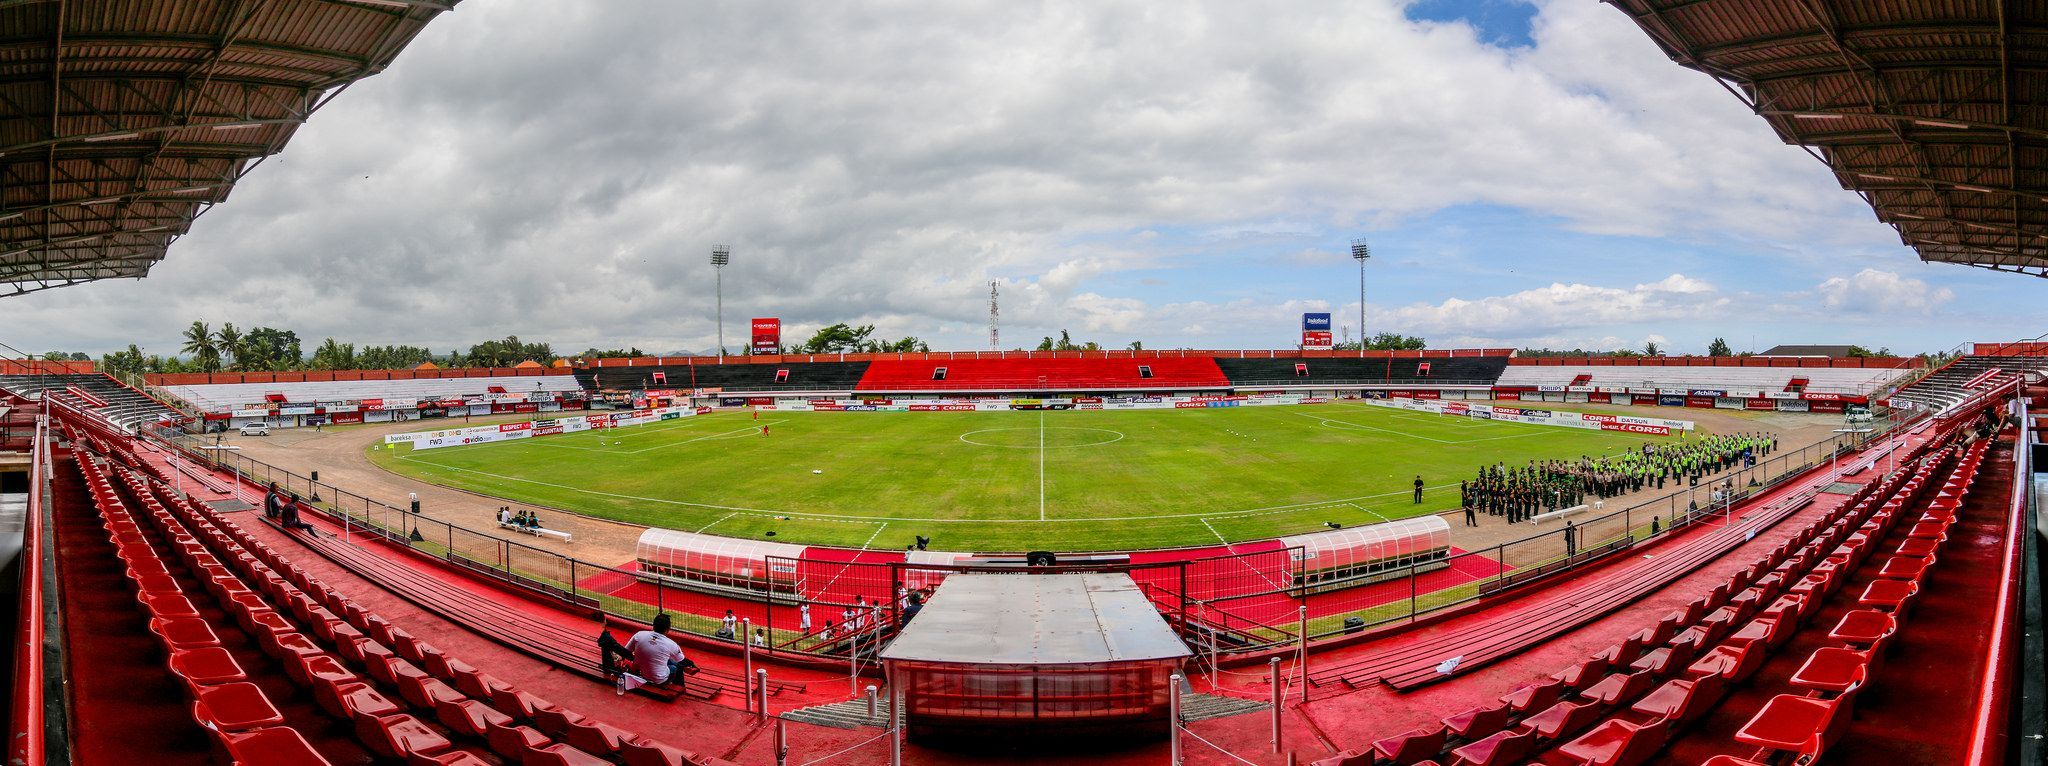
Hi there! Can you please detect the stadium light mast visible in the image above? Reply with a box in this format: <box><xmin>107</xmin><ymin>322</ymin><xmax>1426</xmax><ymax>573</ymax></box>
<box><xmin>711</xmin><ymin>246</ymin><xmax>731</xmax><ymax>359</ymax></box>
<box><xmin>1350</xmin><ymin>237</ymin><xmax>1370</xmax><ymax>358</ymax></box>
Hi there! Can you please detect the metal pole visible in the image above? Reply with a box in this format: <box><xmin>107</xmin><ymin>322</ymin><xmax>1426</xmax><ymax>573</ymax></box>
<box><xmin>866</xmin><ymin>685</ymin><xmax>878</xmax><ymax>721</ymax></box>
<box><xmin>774</xmin><ymin>719</ymin><xmax>788</xmax><ymax>766</ymax></box>
<box><xmin>1358</xmin><ymin>256</ymin><xmax>1367</xmax><ymax>357</ymax></box>
<box><xmin>1169</xmin><ymin>673</ymin><xmax>1184</xmax><ymax>765</ymax></box>
<box><xmin>1269</xmin><ymin>657</ymin><xmax>1283</xmax><ymax>753</ymax></box>
<box><xmin>890</xmin><ymin>679</ymin><xmax>904</xmax><ymax>766</ymax></box>
<box><xmin>757</xmin><ymin>669</ymin><xmax>770</xmax><ymax>722</ymax></box>
<box><xmin>742</xmin><ymin>618</ymin><xmax>754</xmax><ymax>711</ymax></box>
<box><xmin>1297</xmin><ymin>605</ymin><xmax>1309</xmax><ymax>704</ymax></box>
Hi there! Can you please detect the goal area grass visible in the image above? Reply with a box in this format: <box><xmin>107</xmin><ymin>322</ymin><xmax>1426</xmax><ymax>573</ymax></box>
<box><xmin>366</xmin><ymin>403</ymin><xmax>1677</xmax><ymax>551</ymax></box>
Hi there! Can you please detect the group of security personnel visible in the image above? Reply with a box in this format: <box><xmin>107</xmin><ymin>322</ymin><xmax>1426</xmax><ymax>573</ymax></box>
<box><xmin>1457</xmin><ymin>432</ymin><xmax>1778</xmax><ymax>525</ymax></box>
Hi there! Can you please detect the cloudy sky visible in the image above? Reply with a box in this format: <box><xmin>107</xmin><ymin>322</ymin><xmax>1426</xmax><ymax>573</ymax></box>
<box><xmin>6</xmin><ymin>0</ymin><xmax>2041</xmax><ymax>358</ymax></box>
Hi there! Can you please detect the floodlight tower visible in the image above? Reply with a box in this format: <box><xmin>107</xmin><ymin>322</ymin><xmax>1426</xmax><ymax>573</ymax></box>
<box><xmin>1350</xmin><ymin>238</ymin><xmax>1371</xmax><ymax>358</ymax></box>
<box><xmin>711</xmin><ymin>245</ymin><xmax>731</xmax><ymax>359</ymax></box>
<box><xmin>988</xmin><ymin>281</ymin><xmax>1000</xmax><ymax>351</ymax></box>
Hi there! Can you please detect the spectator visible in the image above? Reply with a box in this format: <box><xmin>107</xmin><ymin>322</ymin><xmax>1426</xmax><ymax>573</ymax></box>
<box><xmin>263</xmin><ymin>482</ymin><xmax>282</xmax><ymax>520</ymax></box>
<box><xmin>278</xmin><ymin>493</ymin><xmax>316</xmax><ymax>534</ymax></box>
<box><xmin>799</xmin><ymin>602</ymin><xmax>812</xmax><ymax>634</ymax></box>
<box><xmin>615</xmin><ymin>613</ymin><xmax>687</xmax><ymax>694</ymax></box>
<box><xmin>496</xmin><ymin>507</ymin><xmax>510</xmax><ymax>525</ymax></box>
<box><xmin>717</xmin><ymin>610</ymin><xmax>738</xmax><ymax>640</ymax></box>
<box><xmin>751</xmin><ymin>629</ymin><xmax>767</xmax><ymax>648</ymax></box>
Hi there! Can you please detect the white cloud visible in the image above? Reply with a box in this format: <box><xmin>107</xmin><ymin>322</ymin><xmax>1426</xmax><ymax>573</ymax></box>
<box><xmin>1382</xmin><ymin>273</ymin><xmax>1733</xmax><ymax>336</ymax></box>
<box><xmin>0</xmin><ymin>0</ymin><xmax>1912</xmax><ymax>355</ymax></box>
<box><xmin>1813</xmin><ymin>269</ymin><xmax>1954</xmax><ymax>315</ymax></box>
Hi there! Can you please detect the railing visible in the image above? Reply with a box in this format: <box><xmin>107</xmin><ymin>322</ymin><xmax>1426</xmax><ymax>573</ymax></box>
<box><xmin>1964</xmin><ymin>393</ymin><xmax>2030</xmax><ymax>766</ymax></box>
<box><xmin>8</xmin><ymin>412</ymin><xmax>49</xmax><ymax>766</ymax></box>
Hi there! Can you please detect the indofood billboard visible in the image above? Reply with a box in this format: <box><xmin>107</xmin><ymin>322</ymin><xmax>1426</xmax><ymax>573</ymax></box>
<box><xmin>1301</xmin><ymin>312</ymin><xmax>1333</xmax><ymax>350</ymax></box>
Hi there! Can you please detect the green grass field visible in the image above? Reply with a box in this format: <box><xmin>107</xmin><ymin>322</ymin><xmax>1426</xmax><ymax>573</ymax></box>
<box><xmin>366</xmin><ymin>403</ymin><xmax>1679</xmax><ymax>551</ymax></box>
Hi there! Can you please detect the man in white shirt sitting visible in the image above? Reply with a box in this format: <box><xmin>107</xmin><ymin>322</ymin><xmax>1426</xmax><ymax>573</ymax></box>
<box><xmin>617</xmin><ymin>614</ymin><xmax>687</xmax><ymax>693</ymax></box>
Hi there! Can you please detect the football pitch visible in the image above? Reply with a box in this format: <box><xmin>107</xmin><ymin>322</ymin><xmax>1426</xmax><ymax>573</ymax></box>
<box><xmin>366</xmin><ymin>403</ymin><xmax>1679</xmax><ymax>551</ymax></box>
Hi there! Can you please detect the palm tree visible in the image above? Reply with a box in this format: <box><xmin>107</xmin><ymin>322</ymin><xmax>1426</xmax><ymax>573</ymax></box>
<box><xmin>180</xmin><ymin>321</ymin><xmax>219</xmax><ymax>373</ymax></box>
<box><xmin>214</xmin><ymin>322</ymin><xmax>243</xmax><ymax>371</ymax></box>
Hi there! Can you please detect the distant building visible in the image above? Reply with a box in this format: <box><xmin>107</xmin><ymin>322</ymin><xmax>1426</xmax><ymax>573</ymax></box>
<box><xmin>1759</xmin><ymin>344</ymin><xmax>1856</xmax><ymax>358</ymax></box>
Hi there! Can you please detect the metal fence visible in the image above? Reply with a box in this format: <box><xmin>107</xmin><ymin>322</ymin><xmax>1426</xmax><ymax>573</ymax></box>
<box><xmin>150</xmin><ymin>407</ymin><xmax>1917</xmax><ymax>658</ymax></box>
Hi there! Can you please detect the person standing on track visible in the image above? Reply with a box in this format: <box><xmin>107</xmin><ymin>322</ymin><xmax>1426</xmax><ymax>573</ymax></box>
<box><xmin>799</xmin><ymin>602</ymin><xmax>812</xmax><ymax>634</ymax></box>
<box><xmin>1412</xmin><ymin>475</ymin><xmax>1425</xmax><ymax>504</ymax></box>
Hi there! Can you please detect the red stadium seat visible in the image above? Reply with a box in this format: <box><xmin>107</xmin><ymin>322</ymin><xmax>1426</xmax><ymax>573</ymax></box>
<box><xmin>1582</xmin><ymin>670</ymin><xmax>1657</xmax><ymax>706</ymax></box>
<box><xmin>435</xmin><ymin>697</ymin><xmax>513</xmax><ymax>738</ymax></box>
<box><xmin>1371</xmin><ymin>724</ymin><xmax>1448</xmax><ymax>765</ymax></box>
<box><xmin>621</xmin><ymin>737</ymin><xmax>695</xmax><ymax>766</ymax></box>
<box><xmin>355</xmin><ymin>713</ymin><xmax>453</xmax><ymax>759</ymax></box>
<box><xmin>168</xmin><ymin>646</ymin><xmax>247</xmax><ymax>689</ymax></box>
<box><xmin>1629</xmin><ymin>673</ymin><xmax>1727</xmax><ymax>724</ymax></box>
<box><xmin>210</xmin><ymin>726</ymin><xmax>336</xmax><ymax>766</ymax></box>
<box><xmin>1789</xmin><ymin>647</ymin><xmax>1872</xmax><ymax>694</ymax></box>
<box><xmin>1553</xmin><ymin>716</ymin><xmax>1670</xmax><ymax>766</ymax></box>
<box><xmin>1733</xmin><ymin>685</ymin><xmax>1861</xmax><ymax>759</ymax></box>
<box><xmin>561</xmin><ymin>717</ymin><xmax>634</xmax><ymax>755</ymax></box>
<box><xmin>1440</xmin><ymin>701</ymin><xmax>1510</xmax><ymax>742</ymax></box>
<box><xmin>527</xmin><ymin>743</ymin><xmax>613</xmax><ymax>766</ymax></box>
<box><xmin>484</xmin><ymin>720</ymin><xmax>552</xmax><ymax>761</ymax></box>
<box><xmin>1500</xmin><ymin>678</ymin><xmax>1565</xmax><ymax>714</ymax></box>
<box><xmin>192</xmin><ymin>682</ymin><xmax>286</xmax><ymax>732</ymax></box>
<box><xmin>1520</xmin><ymin>699</ymin><xmax>1602</xmax><ymax>740</ymax></box>
<box><xmin>405</xmin><ymin>750</ymin><xmax>494</xmax><ymax>766</ymax></box>
<box><xmin>1447</xmin><ymin>728</ymin><xmax>1535</xmax><ymax>766</ymax></box>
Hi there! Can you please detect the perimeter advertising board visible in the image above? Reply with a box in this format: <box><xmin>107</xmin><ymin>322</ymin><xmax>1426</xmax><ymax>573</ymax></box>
<box><xmin>751</xmin><ymin>317</ymin><xmax>781</xmax><ymax>355</ymax></box>
<box><xmin>1301</xmin><ymin>312</ymin><xmax>1333</xmax><ymax>350</ymax></box>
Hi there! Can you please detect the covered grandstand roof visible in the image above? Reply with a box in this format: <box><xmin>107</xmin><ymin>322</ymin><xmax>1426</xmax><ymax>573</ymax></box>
<box><xmin>0</xmin><ymin>0</ymin><xmax>457</xmax><ymax>297</ymax></box>
<box><xmin>1608</xmin><ymin>0</ymin><xmax>2048</xmax><ymax>277</ymax></box>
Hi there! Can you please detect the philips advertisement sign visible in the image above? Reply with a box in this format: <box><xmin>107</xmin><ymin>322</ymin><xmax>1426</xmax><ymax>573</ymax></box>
<box><xmin>1301</xmin><ymin>312</ymin><xmax>1334</xmax><ymax>350</ymax></box>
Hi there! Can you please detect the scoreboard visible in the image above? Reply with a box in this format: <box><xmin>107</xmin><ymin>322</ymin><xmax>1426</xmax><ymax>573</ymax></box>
<box><xmin>751</xmin><ymin>317</ymin><xmax>781</xmax><ymax>355</ymax></box>
<box><xmin>1301</xmin><ymin>312</ymin><xmax>1333</xmax><ymax>350</ymax></box>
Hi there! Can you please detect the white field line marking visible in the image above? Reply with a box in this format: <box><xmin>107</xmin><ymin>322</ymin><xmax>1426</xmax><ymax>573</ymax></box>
<box><xmin>1346</xmin><ymin>501</ymin><xmax>1395</xmax><ymax>524</ymax></box>
<box><xmin>395</xmin><ymin>451</ymin><xmax>1468</xmax><ymax>524</ymax></box>
<box><xmin>695</xmin><ymin>512</ymin><xmax>736</xmax><ymax>534</ymax></box>
<box><xmin>609</xmin><ymin>421</ymin><xmax>787</xmax><ymax>454</ymax></box>
<box><xmin>1198</xmin><ymin>516</ymin><xmax>1230</xmax><ymax>544</ymax></box>
<box><xmin>808</xmin><ymin>520</ymin><xmax>892</xmax><ymax>599</ymax></box>
<box><xmin>1038</xmin><ymin>411</ymin><xmax>1047</xmax><ymax>522</ymax></box>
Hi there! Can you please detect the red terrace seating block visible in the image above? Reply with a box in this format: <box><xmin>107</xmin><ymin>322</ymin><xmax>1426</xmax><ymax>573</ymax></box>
<box><xmin>1372</xmin><ymin>725</ymin><xmax>1449</xmax><ymax>765</ymax></box>
<box><xmin>529</xmin><ymin>743</ymin><xmax>613</xmax><ymax>766</ymax></box>
<box><xmin>485</xmin><ymin>720</ymin><xmax>552</xmax><ymax>761</ymax></box>
<box><xmin>435</xmin><ymin>697</ymin><xmax>513</xmax><ymax>738</ymax></box>
<box><xmin>1734</xmin><ymin>685</ymin><xmax>1861</xmax><ymax>761</ymax></box>
<box><xmin>1790</xmin><ymin>647</ymin><xmax>1872</xmax><ymax>694</ymax></box>
<box><xmin>355</xmin><ymin>713</ymin><xmax>453</xmax><ymax>760</ymax></box>
<box><xmin>1449</xmin><ymin>728</ymin><xmax>1536</xmax><ymax>766</ymax></box>
<box><xmin>1829</xmin><ymin>609</ymin><xmax>1897</xmax><ymax>648</ymax></box>
<box><xmin>169</xmin><ymin>646</ymin><xmax>248</xmax><ymax>689</ymax></box>
<box><xmin>1629</xmin><ymin>673</ymin><xmax>1728</xmax><ymax>725</ymax></box>
<box><xmin>1441</xmin><ymin>701</ymin><xmax>1511</xmax><ymax>741</ymax></box>
<box><xmin>1553</xmin><ymin>717</ymin><xmax>1670</xmax><ymax>766</ymax></box>
<box><xmin>211</xmin><ymin>726</ymin><xmax>336</xmax><ymax>766</ymax></box>
<box><xmin>192</xmin><ymin>682</ymin><xmax>287</xmax><ymax>732</ymax></box>
<box><xmin>1501</xmin><ymin>678</ymin><xmax>1565</xmax><ymax>715</ymax></box>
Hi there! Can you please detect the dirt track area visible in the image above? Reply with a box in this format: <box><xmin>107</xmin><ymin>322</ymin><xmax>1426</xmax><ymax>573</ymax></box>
<box><xmin>214</xmin><ymin>414</ymin><xmax>651</xmax><ymax>569</ymax></box>
<box><xmin>214</xmin><ymin>403</ymin><xmax>1854</xmax><ymax>568</ymax></box>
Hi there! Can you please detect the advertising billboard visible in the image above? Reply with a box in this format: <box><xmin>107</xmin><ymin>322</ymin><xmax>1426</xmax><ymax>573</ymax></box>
<box><xmin>750</xmin><ymin>317</ymin><xmax>781</xmax><ymax>355</ymax></box>
<box><xmin>1301</xmin><ymin>312</ymin><xmax>1333</xmax><ymax>350</ymax></box>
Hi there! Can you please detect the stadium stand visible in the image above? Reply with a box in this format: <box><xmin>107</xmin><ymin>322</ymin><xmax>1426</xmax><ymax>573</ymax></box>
<box><xmin>1496</xmin><ymin>364</ymin><xmax>1908</xmax><ymax>397</ymax></box>
<box><xmin>159</xmin><ymin>375</ymin><xmax>587</xmax><ymax>412</ymax></box>
<box><xmin>0</xmin><ymin>373</ymin><xmax>181</xmax><ymax>431</ymax></box>
<box><xmin>1317</xmin><ymin>429</ymin><xmax>1993</xmax><ymax>766</ymax></box>
<box><xmin>1886</xmin><ymin>355</ymin><xmax>2048</xmax><ymax>413</ymax></box>
<box><xmin>855</xmin><ymin>357</ymin><xmax>1231</xmax><ymax>392</ymax></box>
<box><xmin>577</xmin><ymin>361</ymin><xmax>871</xmax><ymax>395</ymax></box>
<box><xmin>1214</xmin><ymin>356</ymin><xmax>1508</xmax><ymax>388</ymax></box>
<box><xmin>50</xmin><ymin>409</ymin><xmax>739</xmax><ymax>766</ymax></box>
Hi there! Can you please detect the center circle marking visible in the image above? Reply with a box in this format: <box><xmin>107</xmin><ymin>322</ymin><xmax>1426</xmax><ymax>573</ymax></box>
<box><xmin>957</xmin><ymin>427</ymin><xmax>1127</xmax><ymax>449</ymax></box>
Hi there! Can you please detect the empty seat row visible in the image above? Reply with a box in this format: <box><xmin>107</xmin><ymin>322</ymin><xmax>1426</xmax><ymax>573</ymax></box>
<box><xmin>1316</xmin><ymin>435</ymin><xmax>1975</xmax><ymax>766</ymax></box>
<box><xmin>63</xmin><ymin>416</ymin><xmax>733</xmax><ymax>766</ymax></box>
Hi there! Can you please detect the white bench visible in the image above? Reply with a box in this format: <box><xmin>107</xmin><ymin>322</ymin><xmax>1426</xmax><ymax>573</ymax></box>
<box><xmin>1530</xmin><ymin>504</ymin><xmax>1592</xmax><ymax>524</ymax></box>
<box><xmin>499</xmin><ymin>522</ymin><xmax>572</xmax><ymax>542</ymax></box>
